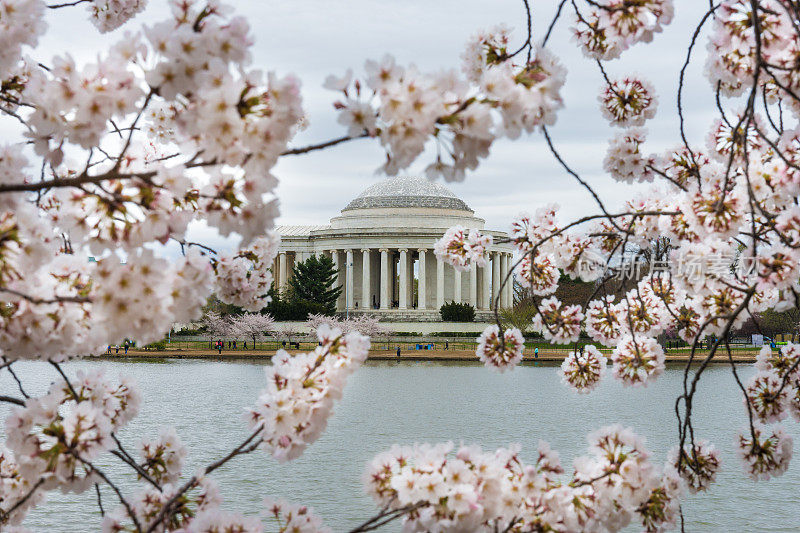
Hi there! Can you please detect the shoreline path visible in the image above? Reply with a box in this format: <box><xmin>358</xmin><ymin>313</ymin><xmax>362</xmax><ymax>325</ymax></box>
<box><xmin>96</xmin><ymin>348</ymin><xmax>759</xmax><ymax>364</ymax></box>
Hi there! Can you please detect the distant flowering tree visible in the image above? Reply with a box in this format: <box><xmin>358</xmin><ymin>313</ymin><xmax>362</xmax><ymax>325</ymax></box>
<box><xmin>272</xmin><ymin>324</ymin><xmax>303</xmax><ymax>345</ymax></box>
<box><xmin>229</xmin><ymin>312</ymin><xmax>275</xmax><ymax>349</ymax></box>
<box><xmin>200</xmin><ymin>311</ymin><xmax>234</xmax><ymax>340</ymax></box>
<box><xmin>2</xmin><ymin>0</ymin><xmax>800</xmax><ymax>531</ymax></box>
<box><xmin>306</xmin><ymin>313</ymin><xmax>388</xmax><ymax>338</ymax></box>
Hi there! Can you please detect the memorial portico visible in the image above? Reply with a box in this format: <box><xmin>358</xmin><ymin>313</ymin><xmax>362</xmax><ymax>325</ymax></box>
<box><xmin>275</xmin><ymin>176</ymin><xmax>514</xmax><ymax>322</ymax></box>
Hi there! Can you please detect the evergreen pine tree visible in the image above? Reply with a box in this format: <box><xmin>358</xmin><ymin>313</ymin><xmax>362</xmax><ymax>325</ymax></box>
<box><xmin>288</xmin><ymin>255</ymin><xmax>342</xmax><ymax>315</ymax></box>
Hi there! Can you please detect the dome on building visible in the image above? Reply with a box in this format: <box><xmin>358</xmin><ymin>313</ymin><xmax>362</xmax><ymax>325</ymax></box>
<box><xmin>342</xmin><ymin>176</ymin><xmax>472</xmax><ymax>213</ymax></box>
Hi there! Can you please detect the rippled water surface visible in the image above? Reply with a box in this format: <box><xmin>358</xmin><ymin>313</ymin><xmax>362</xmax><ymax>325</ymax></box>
<box><xmin>2</xmin><ymin>359</ymin><xmax>799</xmax><ymax>532</ymax></box>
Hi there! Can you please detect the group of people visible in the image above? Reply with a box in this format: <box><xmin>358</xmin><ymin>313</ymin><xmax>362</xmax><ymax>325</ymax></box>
<box><xmin>213</xmin><ymin>339</ymin><xmax>249</xmax><ymax>354</ymax></box>
<box><xmin>106</xmin><ymin>341</ymin><xmax>131</xmax><ymax>354</ymax></box>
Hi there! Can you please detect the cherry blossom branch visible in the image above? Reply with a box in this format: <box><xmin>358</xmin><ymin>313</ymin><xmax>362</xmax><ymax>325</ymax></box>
<box><xmin>94</xmin><ymin>483</ymin><xmax>105</xmax><ymax>517</ymax></box>
<box><xmin>114</xmin><ymin>90</ymin><xmax>155</xmax><ymax>172</ymax></box>
<box><xmin>176</xmin><ymin>239</ymin><xmax>218</xmax><ymax>256</ymax></box>
<box><xmin>5</xmin><ymin>363</ymin><xmax>29</xmax><ymax>399</ymax></box>
<box><xmin>144</xmin><ymin>423</ymin><xmax>264</xmax><ymax>532</ymax></box>
<box><xmin>0</xmin><ymin>159</ymin><xmax>217</xmax><ymax>194</ymax></box>
<box><xmin>507</xmin><ymin>0</ymin><xmax>533</xmax><ymax>61</ymax></box>
<box><xmin>678</xmin><ymin>291</ymin><xmax>756</xmax><ymax>452</ymax></box>
<box><xmin>0</xmin><ymin>287</ymin><xmax>89</xmax><ymax>305</ymax></box>
<box><xmin>0</xmin><ymin>478</ymin><xmax>44</xmax><ymax>523</ymax></box>
<box><xmin>281</xmin><ymin>132</ymin><xmax>370</xmax><ymax>156</ymax></box>
<box><xmin>542</xmin><ymin>126</ymin><xmax>623</xmax><ymax>232</ymax></box>
<box><xmin>69</xmin><ymin>450</ymin><xmax>143</xmax><ymax>533</ymax></box>
<box><xmin>677</xmin><ymin>3</ymin><xmax>719</xmax><ymax>167</ymax></box>
<box><xmin>347</xmin><ymin>502</ymin><xmax>425</xmax><ymax>533</ymax></box>
<box><xmin>0</xmin><ymin>395</ymin><xmax>26</xmax><ymax>406</ymax></box>
<box><xmin>543</xmin><ymin>0</ymin><xmax>569</xmax><ymax>46</ymax></box>
<box><xmin>49</xmin><ymin>360</ymin><xmax>81</xmax><ymax>399</ymax></box>
<box><xmin>110</xmin><ymin>433</ymin><xmax>162</xmax><ymax>489</ymax></box>
<box><xmin>47</xmin><ymin>0</ymin><xmax>89</xmax><ymax>7</ymax></box>
<box><xmin>724</xmin><ymin>339</ymin><xmax>759</xmax><ymax>445</ymax></box>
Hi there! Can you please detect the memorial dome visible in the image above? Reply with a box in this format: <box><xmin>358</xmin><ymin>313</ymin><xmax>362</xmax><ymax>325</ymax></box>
<box><xmin>342</xmin><ymin>176</ymin><xmax>473</xmax><ymax>213</ymax></box>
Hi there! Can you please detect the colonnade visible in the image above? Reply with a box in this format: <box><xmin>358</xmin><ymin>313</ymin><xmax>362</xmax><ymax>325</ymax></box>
<box><xmin>274</xmin><ymin>248</ymin><xmax>515</xmax><ymax>312</ymax></box>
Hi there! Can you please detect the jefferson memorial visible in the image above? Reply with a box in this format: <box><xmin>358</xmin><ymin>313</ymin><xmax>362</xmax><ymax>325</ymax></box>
<box><xmin>274</xmin><ymin>176</ymin><xmax>514</xmax><ymax>322</ymax></box>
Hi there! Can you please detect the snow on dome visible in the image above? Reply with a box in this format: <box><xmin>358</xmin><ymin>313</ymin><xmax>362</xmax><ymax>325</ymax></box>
<box><xmin>343</xmin><ymin>176</ymin><xmax>472</xmax><ymax>212</ymax></box>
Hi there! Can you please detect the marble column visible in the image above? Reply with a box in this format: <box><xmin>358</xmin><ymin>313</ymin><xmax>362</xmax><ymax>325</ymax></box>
<box><xmin>407</xmin><ymin>252</ymin><xmax>414</xmax><ymax>306</ymax></box>
<box><xmin>361</xmin><ymin>249</ymin><xmax>371</xmax><ymax>310</ymax></box>
<box><xmin>345</xmin><ymin>249</ymin><xmax>354</xmax><ymax>311</ymax></box>
<box><xmin>492</xmin><ymin>252</ymin><xmax>500</xmax><ymax>308</ymax></box>
<box><xmin>278</xmin><ymin>252</ymin><xmax>288</xmax><ymax>292</ymax></box>
<box><xmin>398</xmin><ymin>249</ymin><xmax>408</xmax><ymax>309</ymax></box>
<box><xmin>499</xmin><ymin>253</ymin><xmax>508</xmax><ymax>308</ymax></box>
<box><xmin>469</xmin><ymin>265</ymin><xmax>477</xmax><ymax>307</ymax></box>
<box><xmin>380</xmin><ymin>249</ymin><xmax>389</xmax><ymax>309</ymax></box>
<box><xmin>505</xmin><ymin>253</ymin><xmax>514</xmax><ymax>307</ymax></box>
<box><xmin>417</xmin><ymin>249</ymin><xmax>427</xmax><ymax>310</ymax></box>
<box><xmin>482</xmin><ymin>252</ymin><xmax>491</xmax><ymax>310</ymax></box>
<box><xmin>453</xmin><ymin>266</ymin><xmax>462</xmax><ymax>303</ymax></box>
<box><xmin>436</xmin><ymin>256</ymin><xmax>444</xmax><ymax>309</ymax></box>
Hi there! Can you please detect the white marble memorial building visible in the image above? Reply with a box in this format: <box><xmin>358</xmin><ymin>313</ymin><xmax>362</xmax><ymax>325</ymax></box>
<box><xmin>274</xmin><ymin>176</ymin><xmax>514</xmax><ymax>322</ymax></box>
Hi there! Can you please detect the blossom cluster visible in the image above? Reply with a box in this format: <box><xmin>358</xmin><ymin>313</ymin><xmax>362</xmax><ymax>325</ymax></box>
<box><xmin>247</xmin><ymin>325</ymin><xmax>370</xmax><ymax>462</ymax></box>
<box><xmin>0</xmin><ymin>446</ymin><xmax>45</xmax><ymax>526</ymax></box>
<box><xmin>603</xmin><ymin>127</ymin><xmax>655</xmax><ymax>183</ymax></box>
<box><xmin>705</xmin><ymin>0</ymin><xmax>800</xmax><ymax>105</ymax></box>
<box><xmin>364</xmin><ymin>425</ymin><xmax>683</xmax><ymax>532</ymax></box>
<box><xmin>87</xmin><ymin>0</ymin><xmax>147</xmax><ymax>33</ymax></box>
<box><xmin>668</xmin><ymin>440</ymin><xmax>722</xmax><ymax>494</ymax></box>
<box><xmin>325</xmin><ymin>25</ymin><xmax>566</xmax><ymax>181</ymax></box>
<box><xmin>102</xmin><ymin>474</ymin><xmax>330</xmax><ymax>532</ymax></box>
<box><xmin>0</xmin><ymin>0</ymin><xmax>295</xmax><ymax>366</ymax></box>
<box><xmin>531</xmin><ymin>296</ymin><xmax>584</xmax><ymax>344</ymax></box>
<box><xmin>611</xmin><ymin>335</ymin><xmax>665</xmax><ymax>387</ymax></box>
<box><xmin>214</xmin><ymin>233</ymin><xmax>280</xmax><ymax>312</ymax></box>
<box><xmin>560</xmin><ymin>345</ymin><xmax>608</xmax><ymax>393</ymax></box>
<box><xmin>475</xmin><ymin>325</ymin><xmax>524</xmax><ymax>372</ymax></box>
<box><xmin>433</xmin><ymin>225</ymin><xmax>492</xmax><ymax>271</ymax></box>
<box><xmin>138</xmin><ymin>427</ymin><xmax>187</xmax><ymax>486</ymax></box>
<box><xmin>573</xmin><ymin>0</ymin><xmax>674</xmax><ymax>60</ymax></box>
<box><xmin>736</xmin><ymin>425</ymin><xmax>794</xmax><ymax>481</ymax></box>
<box><xmin>263</xmin><ymin>497</ymin><xmax>331</xmax><ymax>533</ymax></box>
<box><xmin>3</xmin><ymin>369</ymin><xmax>139</xmax><ymax>524</ymax></box>
<box><xmin>599</xmin><ymin>76</ymin><xmax>658</xmax><ymax>127</ymax></box>
<box><xmin>0</xmin><ymin>0</ymin><xmax>45</xmax><ymax>81</ymax></box>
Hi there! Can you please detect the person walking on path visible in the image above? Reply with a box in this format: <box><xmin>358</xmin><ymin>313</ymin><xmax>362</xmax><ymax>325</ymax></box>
<box><xmin>217</xmin><ymin>341</ymin><xmax>222</xmax><ymax>355</ymax></box>
<box><xmin>534</xmin><ymin>347</ymin><xmax>539</xmax><ymax>360</ymax></box>
<box><xmin>445</xmin><ymin>340</ymin><xmax>449</xmax><ymax>350</ymax></box>
<box><xmin>396</xmin><ymin>346</ymin><xmax>401</xmax><ymax>358</ymax></box>
<box><xmin>124</xmin><ymin>342</ymin><xmax>128</xmax><ymax>355</ymax></box>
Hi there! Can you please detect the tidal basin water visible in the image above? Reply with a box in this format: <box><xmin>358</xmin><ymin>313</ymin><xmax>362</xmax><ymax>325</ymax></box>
<box><xmin>2</xmin><ymin>359</ymin><xmax>800</xmax><ymax>532</ymax></box>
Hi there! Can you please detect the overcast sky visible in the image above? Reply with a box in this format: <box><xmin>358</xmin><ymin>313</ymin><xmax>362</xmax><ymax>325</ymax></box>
<box><xmin>15</xmin><ymin>1</ymin><xmax>721</xmax><ymax>254</ymax></box>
